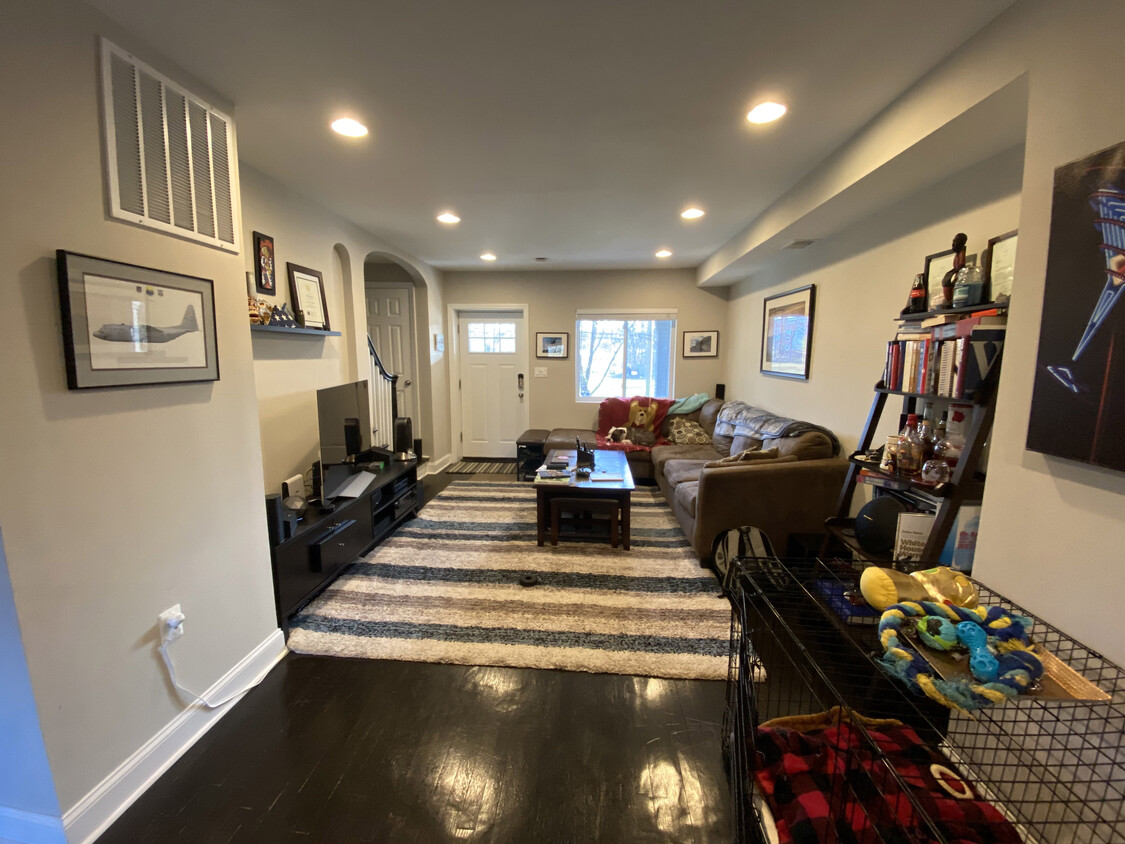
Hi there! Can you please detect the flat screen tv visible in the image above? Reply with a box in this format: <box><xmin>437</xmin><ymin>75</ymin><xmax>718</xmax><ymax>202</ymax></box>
<box><xmin>316</xmin><ymin>379</ymin><xmax>372</xmax><ymax>466</ymax></box>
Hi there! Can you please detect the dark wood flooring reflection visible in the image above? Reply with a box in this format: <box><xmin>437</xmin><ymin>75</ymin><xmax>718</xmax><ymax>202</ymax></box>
<box><xmin>97</xmin><ymin>656</ymin><xmax>731</xmax><ymax>844</ymax></box>
<box><xmin>99</xmin><ymin>472</ymin><xmax>730</xmax><ymax>844</ymax></box>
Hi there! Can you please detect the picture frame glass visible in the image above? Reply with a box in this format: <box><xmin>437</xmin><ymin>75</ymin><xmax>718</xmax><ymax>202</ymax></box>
<box><xmin>682</xmin><ymin>331</ymin><xmax>719</xmax><ymax>357</ymax></box>
<box><xmin>536</xmin><ymin>333</ymin><xmax>568</xmax><ymax>358</ymax></box>
<box><xmin>287</xmin><ymin>263</ymin><xmax>329</xmax><ymax>330</ymax></box>
<box><xmin>253</xmin><ymin>232</ymin><xmax>275</xmax><ymax>295</ymax></box>
<box><xmin>761</xmin><ymin>285</ymin><xmax>815</xmax><ymax>379</ymax></box>
<box><xmin>987</xmin><ymin>232</ymin><xmax>1018</xmax><ymax>303</ymax></box>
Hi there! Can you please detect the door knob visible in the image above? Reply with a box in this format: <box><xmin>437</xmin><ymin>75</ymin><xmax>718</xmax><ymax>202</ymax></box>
<box><xmin>403</xmin><ymin>379</ymin><xmax>412</xmax><ymax>388</ymax></box>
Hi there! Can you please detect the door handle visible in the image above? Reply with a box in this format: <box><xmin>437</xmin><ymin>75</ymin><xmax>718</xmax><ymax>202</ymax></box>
<box><xmin>518</xmin><ymin>373</ymin><xmax>525</xmax><ymax>389</ymax></box>
<box><xmin>403</xmin><ymin>379</ymin><xmax>412</xmax><ymax>388</ymax></box>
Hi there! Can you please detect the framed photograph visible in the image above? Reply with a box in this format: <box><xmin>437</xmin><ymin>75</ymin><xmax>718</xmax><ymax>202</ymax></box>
<box><xmin>984</xmin><ymin>229</ymin><xmax>1018</xmax><ymax>304</ymax></box>
<box><xmin>682</xmin><ymin>330</ymin><xmax>719</xmax><ymax>358</ymax></box>
<box><xmin>287</xmin><ymin>263</ymin><xmax>330</xmax><ymax>330</ymax></box>
<box><xmin>760</xmin><ymin>284</ymin><xmax>815</xmax><ymax>380</ymax></box>
<box><xmin>536</xmin><ymin>332</ymin><xmax>568</xmax><ymax>358</ymax></box>
<box><xmin>55</xmin><ymin>250</ymin><xmax>219</xmax><ymax>389</ymax></box>
<box><xmin>253</xmin><ymin>231</ymin><xmax>276</xmax><ymax>295</ymax></box>
<box><xmin>923</xmin><ymin>248</ymin><xmax>956</xmax><ymax>309</ymax></box>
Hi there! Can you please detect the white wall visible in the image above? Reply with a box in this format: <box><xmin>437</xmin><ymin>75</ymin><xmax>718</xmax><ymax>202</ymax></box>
<box><xmin>724</xmin><ymin>0</ymin><xmax>1125</xmax><ymax>667</ymax></box>
<box><xmin>0</xmin><ymin>0</ymin><xmax>279</xmax><ymax>816</ymax></box>
<box><xmin>241</xmin><ymin>167</ymin><xmax>445</xmax><ymax>494</ymax></box>
<box><xmin>442</xmin><ymin>268</ymin><xmax>729</xmax><ymax>432</ymax></box>
<box><xmin>725</xmin><ymin>148</ymin><xmax>1023</xmax><ymax>456</ymax></box>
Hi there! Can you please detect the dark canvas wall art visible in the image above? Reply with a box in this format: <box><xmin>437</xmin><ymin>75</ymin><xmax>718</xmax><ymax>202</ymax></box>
<box><xmin>1027</xmin><ymin>140</ymin><xmax>1125</xmax><ymax>471</ymax></box>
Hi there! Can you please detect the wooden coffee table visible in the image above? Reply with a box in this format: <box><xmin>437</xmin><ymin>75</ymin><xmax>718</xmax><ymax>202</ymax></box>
<box><xmin>535</xmin><ymin>449</ymin><xmax>635</xmax><ymax>549</ymax></box>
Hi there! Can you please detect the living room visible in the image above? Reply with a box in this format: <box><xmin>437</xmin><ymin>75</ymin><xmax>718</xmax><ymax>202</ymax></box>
<box><xmin>3</xmin><ymin>1</ymin><xmax>1125</xmax><ymax>842</ymax></box>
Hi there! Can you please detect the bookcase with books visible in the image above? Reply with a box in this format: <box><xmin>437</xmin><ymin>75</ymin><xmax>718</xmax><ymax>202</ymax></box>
<box><xmin>824</xmin><ymin>301</ymin><xmax>1006</xmax><ymax>564</ymax></box>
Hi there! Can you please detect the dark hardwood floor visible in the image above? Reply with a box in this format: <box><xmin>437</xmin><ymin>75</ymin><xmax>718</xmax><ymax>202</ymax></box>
<box><xmin>97</xmin><ymin>471</ymin><xmax>732</xmax><ymax>844</ymax></box>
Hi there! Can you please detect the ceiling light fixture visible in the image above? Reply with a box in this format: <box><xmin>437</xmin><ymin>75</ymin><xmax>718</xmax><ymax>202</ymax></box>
<box><xmin>747</xmin><ymin>101</ymin><xmax>787</xmax><ymax>124</ymax></box>
<box><xmin>436</xmin><ymin>212</ymin><xmax>461</xmax><ymax>224</ymax></box>
<box><xmin>480</xmin><ymin>252</ymin><xmax>497</xmax><ymax>261</ymax></box>
<box><xmin>655</xmin><ymin>249</ymin><xmax>673</xmax><ymax>259</ymax></box>
<box><xmin>681</xmin><ymin>207</ymin><xmax>705</xmax><ymax>220</ymax></box>
<box><xmin>330</xmin><ymin>117</ymin><xmax>368</xmax><ymax>137</ymax></box>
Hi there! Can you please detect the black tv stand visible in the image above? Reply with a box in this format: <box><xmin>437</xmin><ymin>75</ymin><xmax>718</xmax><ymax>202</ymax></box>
<box><xmin>267</xmin><ymin>460</ymin><xmax>421</xmax><ymax>628</ymax></box>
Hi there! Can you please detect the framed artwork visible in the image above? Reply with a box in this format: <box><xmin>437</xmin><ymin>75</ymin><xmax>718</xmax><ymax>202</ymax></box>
<box><xmin>287</xmin><ymin>263</ymin><xmax>330</xmax><ymax>330</ymax></box>
<box><xmin>55</xmin><ymin>250</ymin><xmax>219</xmax><ymax>389</ymax></box>
<box><xmin>536</xmin><ymin>332</ymin><xmax>568</xmax><ymax>358</ymax></box>
<box><xmin>923</xmin><ymin>248</ymin><xmax>956</xmax><ymax>309</ymax></box>
<box><xmin>682</xmin><ymin>330</ymin><xmax>719</xmax><ymax>358</ymax></box>
<box><xmin>253</xmin><ymin>231</ymin><xmax>276</xmax><ymax>295</ymax></box>
<box><xmin>1027</xmin><ymin>140</ymin><xmax>1125</xmax><ymax>472</ymax></box>
<box><xmin>984</xmin><ymin>230</ymin><xmax>1018</xmax><ymax>304</ymax></box>
<box><xmin>760</xmin><ymin>284</ymin><xmax>815</xmax><ymax>380</ymax></box>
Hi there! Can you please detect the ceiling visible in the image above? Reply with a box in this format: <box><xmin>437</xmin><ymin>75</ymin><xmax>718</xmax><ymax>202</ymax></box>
<box><xmin>84</xmin><ymin>0</ymin><xmax>1014</xmax><ymax>272</ymax></box>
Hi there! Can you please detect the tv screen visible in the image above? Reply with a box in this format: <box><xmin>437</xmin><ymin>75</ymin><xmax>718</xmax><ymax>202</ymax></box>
<box><xmin>316</xmin><ymin>379</ymin><xmax>372</xmax><ymax>466</ymax></box>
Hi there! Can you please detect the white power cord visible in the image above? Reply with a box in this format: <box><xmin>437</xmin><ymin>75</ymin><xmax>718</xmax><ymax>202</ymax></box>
<box><xmin>157</xmin><ymin>617</ymin><xmax>273</xmax><ymax>709</ymax></box>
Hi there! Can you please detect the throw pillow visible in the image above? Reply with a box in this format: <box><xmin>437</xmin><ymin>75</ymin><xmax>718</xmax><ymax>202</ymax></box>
<box><xmin>668</xmin><ymin>417</ymin><xmax>711</xmax><ymax>445</ymax></box>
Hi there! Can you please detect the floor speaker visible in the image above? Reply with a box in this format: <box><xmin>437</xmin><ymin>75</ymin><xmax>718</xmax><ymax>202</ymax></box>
<box><xmin>715</xmin><ymin>383</ymin><xmax>726</xmax><ymax>400</ymax></box>
<box><xmin>394</xmin><ymin>417</ymin><xmax>413</xmax><ymax>454</ymax></box>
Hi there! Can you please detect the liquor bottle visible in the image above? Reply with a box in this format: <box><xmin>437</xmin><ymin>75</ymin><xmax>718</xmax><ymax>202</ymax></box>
<box><xmin>933</xmin><ymin>404</ymin><xmax>969</xmax><ymax>469</ymax></box>
<box><xmin>940</xmin><ymin>233</ymin><xmax>968</xmax><ymax>308</ymax></box>
<box><xmin>907</xmin><ymin>272</ymin><xmax>928</xmax><ymax>314</ymax></box>
<box><xmin>896</xmin><ymin>413</ymin><xmax>923</xmax><ymax>476</ymax></box>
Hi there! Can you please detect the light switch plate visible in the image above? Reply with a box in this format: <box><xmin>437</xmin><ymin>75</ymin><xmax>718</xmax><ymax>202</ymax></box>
<box><xmin>534</xmin><ymin>367</ymin><xmax>548</xmax><ymax>378</ymax></box>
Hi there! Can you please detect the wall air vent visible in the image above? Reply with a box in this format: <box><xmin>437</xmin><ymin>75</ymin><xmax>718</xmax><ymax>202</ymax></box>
<box><xmin>782</xmin><ymin>239</ymin><xmax>817</xmax><ymax>250</ymax></box>
<box><xmin>100</xmin><ymin>38</ymin><xmax>240</xmax><ymax>253</ymax></box>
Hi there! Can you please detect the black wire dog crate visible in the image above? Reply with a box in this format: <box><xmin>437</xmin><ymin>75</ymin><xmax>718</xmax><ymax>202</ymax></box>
<box><xmin>723</xmin><ymin>557</ymin><xmax>1125</xmax><ymax>843</ymax></box>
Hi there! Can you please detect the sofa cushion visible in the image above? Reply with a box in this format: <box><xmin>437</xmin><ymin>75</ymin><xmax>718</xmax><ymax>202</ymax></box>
<box><xmin>699</xmin><ymin>399</ymin><xmax>724</xmax><ymax>436</ymax></box>
<box><xmin>704</xmin><ymin>453</ymin><xmax>798</xmax><ymax>469</ymax></box>
<box><xmin>704</xmin><ymin>447</ymin><xmax>780</xmax><ymax>468</ymax></box>
<box><xmin>764</xmin><ymin>431</ymin><xmax>834</xmax><ymax>460</ymax></box>
<box><xmin>651</xmin><ymin>443</ymin><xmax>722</xmax><ymax>476</ymax></box>
<box><xmin>674</xmin><ymin>481</ymin><xmax>699</xmax><ymax>519</ymax></box>
<box><xmin>543</xmin><ymin>428</ymin><xmax>597</xmax><ymax>451</ymax></box>
<box><xmin>712</xmin><ymin>429</ymin><xmax>735</xmax><ymax>456</ymax></box>
<box><xmin>663</xmin><ymin>459</ymin><xmax>711</xmax><ymax>487</ymax></box>
<box><xmin>667</xmin><ymin>417</ymin><xmax>711</xmax><ymax>445</ymax></box>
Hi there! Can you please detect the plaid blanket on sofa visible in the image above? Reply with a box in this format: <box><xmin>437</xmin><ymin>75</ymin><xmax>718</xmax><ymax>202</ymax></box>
<box><xmin>713</xmin><ymin>401</ymin><xmax>840</xmax><ymax>455</ymax></box>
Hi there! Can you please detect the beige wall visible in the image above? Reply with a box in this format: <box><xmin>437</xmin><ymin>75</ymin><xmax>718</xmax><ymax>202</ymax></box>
<box><xmin>0</xmin><ymin>0</ymin><xmax>278</xmax><ymax>812</ymax></box>
<box><xmin>442</xmin><ymin>268</ymin><xmax>729</xmax><ymax>432</ymax></box>
<box><xmin>241</xmin><ymin>167</ymin><xmax>443</xmax><ymax>495</ymax></box>
<box><xmin>723</xmin><ymin>0</ymin><xmax>1125</xmax><ymax>666</ymax></box>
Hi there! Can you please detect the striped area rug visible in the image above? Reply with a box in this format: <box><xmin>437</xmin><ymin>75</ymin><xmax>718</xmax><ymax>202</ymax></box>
<box><xmin>446</xmin><ymin>459</ymin><xmax>518</xmax><ymax>474</ymax></box>
<box><xmin>286</xmin><ymin>480</ymin><xmax>731</xmax><ymax>680</ymax></box>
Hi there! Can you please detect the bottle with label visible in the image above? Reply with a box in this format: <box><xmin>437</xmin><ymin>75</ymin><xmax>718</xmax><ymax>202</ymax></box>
<box><xmin>907</xmin><ymin>273</ymin><xmax>928</xmax><ymax>314</ymax></box>
<box><xmin>933</xmin><ymin>404</ymin><xmax>969</xmax><ymax>469</ymax></box>
<box><xmin>896</xmin><ymin>413</ymin><xmax>923</xmax><ymax>477</ymax></box>
<box><xmin>940</xmin><ymin>233</ymin><xmax>968</xmax><ymax>308</ymax></box>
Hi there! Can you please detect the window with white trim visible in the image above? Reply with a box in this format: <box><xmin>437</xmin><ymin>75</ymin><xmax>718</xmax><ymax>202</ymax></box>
<box><xmin>465</xmin><ymin>321</ymin><xmax>516</xmax><ymax>353</ymax></box>
<box><xmin>575</xmin><ymin>310</ymin><xmax>676</xmax><ymax>400</ymax></box>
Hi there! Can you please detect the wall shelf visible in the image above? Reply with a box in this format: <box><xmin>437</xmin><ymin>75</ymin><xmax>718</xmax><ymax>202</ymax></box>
<box><xmin>251</xmin><ymin>324</ymin><xmax>341</xmax><ymax>337</ymax></box>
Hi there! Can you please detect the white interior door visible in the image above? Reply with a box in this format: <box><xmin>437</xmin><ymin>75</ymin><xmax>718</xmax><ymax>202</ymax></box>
<box><xmin>458</xmin><ymin>311</ymin><xmax>529</xmax><ymax>458</ymax></box>
<box><xmin>365</xmin><ymin>283</ymin><xmax>417</xmax><ymax>426</ymax></box>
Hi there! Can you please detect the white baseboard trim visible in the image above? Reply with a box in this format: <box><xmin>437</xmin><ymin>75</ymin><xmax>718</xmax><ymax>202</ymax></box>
<box><xmin>63</xmin><ymin>629</ymin><xmax>288</xmax><ymax>844</ymax></box>
<box><xmin>421</xmin><ymin>453</ymin><xmax>453</xmax><ymax>477</ymax></box>
<box><xmin>0</xmin><ymin>806</ymin><xmax>66</xmax><ymax>844</ymax></box>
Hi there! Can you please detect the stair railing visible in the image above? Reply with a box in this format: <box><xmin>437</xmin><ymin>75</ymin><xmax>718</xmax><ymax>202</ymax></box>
<box><xmin>367</xmin><ymin>335</ymin><xmax>399</xmax><ymax>450</ymax></box>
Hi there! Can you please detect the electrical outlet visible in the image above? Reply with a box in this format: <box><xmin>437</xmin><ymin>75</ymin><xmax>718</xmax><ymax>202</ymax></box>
<box><xmin>158</xmin><ymin>604</ymin><xmax>185</xmax><ymax>645</ymax></box>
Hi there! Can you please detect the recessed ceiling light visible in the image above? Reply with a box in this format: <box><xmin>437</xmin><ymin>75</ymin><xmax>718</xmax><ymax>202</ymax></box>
<box><xmin>436</xmin><ymin>212</ymin><xmax>461</xmax><ymax>224</ymax></box>
<box><xmin>330</xmin><ymin>117</ymin><xmax>368</xmax><ymax>137</ymax></box>
<box><xmin>747</xmin><ymin>101</ymin><xmax>787</xmax><ymax>124</ymax></box>
<box><xmin>480</xmin><ymin>252</ymin><xmax>497</xmax><ymax>261</ymax></box>
<box><xmin>655</xmin><ymin>249</ymin><xmax>673</xmax><ymax>259</ymax></box>
<box><xmin>681</xmin><ymin>207</ymin><xmax>705</xmax><ymax>220</ymax></box>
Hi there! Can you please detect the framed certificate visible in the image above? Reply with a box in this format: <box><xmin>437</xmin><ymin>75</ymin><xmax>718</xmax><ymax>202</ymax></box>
<box><xmin>286</xmin><ymin>263</ymin><xmax>329</xmax><ymax>330</ymax></box>
<box><xmin>985</xmin><ymin>230</ymin><xmax>1018</xmax><ymax>304</ymax></box>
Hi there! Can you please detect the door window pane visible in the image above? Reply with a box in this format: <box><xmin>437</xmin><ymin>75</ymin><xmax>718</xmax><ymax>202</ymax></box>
<box><xmin>576</xmin><ymin>317</ymin><xmax>674</xmax><ymax>399</ymax></box>
<box><xmin>466</xmin><ymin>322</ymin><xmax>516</xmax><ymax>354</ymax></box>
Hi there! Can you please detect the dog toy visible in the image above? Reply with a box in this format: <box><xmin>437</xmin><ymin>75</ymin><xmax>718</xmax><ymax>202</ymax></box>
<box><xmin>860</xmin><ymin>565</ymin><xmax>978</xmax><ymax>612</ymax></box>
<box><xmin>877</xmin><ymin>600</ymin><xmax>1043</xmax><ymax>712</ymax></box>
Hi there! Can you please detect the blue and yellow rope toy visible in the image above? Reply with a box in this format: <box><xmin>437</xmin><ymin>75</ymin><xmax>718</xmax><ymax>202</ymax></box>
<box><xmin>877</xmin><ymin>601</ymin><xmax>1044</xmax><ymax>713</ymax></box>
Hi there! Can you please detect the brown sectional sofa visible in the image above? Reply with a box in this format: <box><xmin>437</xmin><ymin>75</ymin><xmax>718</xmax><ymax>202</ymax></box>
<box><xmin>543</xmin><ymin>398</ymin><xmax>848</xmax><ymax>561</ymax></box>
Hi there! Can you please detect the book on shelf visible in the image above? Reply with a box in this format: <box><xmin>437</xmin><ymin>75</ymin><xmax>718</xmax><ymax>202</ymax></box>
<box><xmin>960</xmin><ymin>326</ymin><xmax>1006</xmax><ymax>397</ymax></box>
<box><xmin>894</xmin><ymin>512</ymin><xmax>936</xmax><ymax>561</ymax></box>
<box><xmin>536</xmin><ymin>467</ymin><xmax>571</xmax><ymax>479</ymax></box>
<box><xmin>857</xmin><ymin>468</ymin><xmax>911</xmax><ymax>490</ymax></box>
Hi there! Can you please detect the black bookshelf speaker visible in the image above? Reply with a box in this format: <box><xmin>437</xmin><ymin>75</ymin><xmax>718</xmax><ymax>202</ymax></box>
<box><xmin>265</xmin><ymin>494</ymin><xmax>284</xmax><ymax>547</ymax></box>
<box><xmin>393</xmin><ymin>417</ymin><xmax>413</xmax><ymax>453</ymax></box>
<box><xmin>715</xmin><ymin>383</ymin><xmax>726</xmax><ymax>400</ymax></box>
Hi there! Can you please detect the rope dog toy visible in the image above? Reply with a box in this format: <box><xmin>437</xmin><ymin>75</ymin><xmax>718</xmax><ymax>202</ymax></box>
<box><xmin>877</xmin><ymin>600</ymin><xmax>1044</xmax><ymax>713</ymax></box>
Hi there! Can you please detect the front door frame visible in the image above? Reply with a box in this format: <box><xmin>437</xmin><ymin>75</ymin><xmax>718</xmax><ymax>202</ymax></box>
<box><xmin>447</xmin><ymin>303</ymin><xmax>530</xmax><ymax>462</ymax></box>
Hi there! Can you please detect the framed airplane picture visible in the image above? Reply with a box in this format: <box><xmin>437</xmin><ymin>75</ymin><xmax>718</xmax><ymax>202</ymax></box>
<box><xmin>56</xmin><ymin>250</ymin><xmax>219</xmax><ymax>389</ymax></box>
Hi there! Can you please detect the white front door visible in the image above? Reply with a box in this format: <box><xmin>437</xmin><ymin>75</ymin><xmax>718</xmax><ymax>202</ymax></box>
<box><xmin>458</xmin><ymin>311</ymin><xmax>529</xmax><ymax>458</ymax></box>
<box><xmin>365</xmin><ymin>283</ymin><xmax>417</xmax><ymax>426</ymax></box>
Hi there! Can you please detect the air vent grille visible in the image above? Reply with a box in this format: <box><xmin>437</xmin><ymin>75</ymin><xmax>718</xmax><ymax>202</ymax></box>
<box><xmin>783</xmin><ymin>239</ymin><xmax>817</xmax><ymax>250</ymax></box>
<box><xmin>101</xmin><ymin>39</ymin><xmax>240</xmax><ymax>252</ymax></box>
